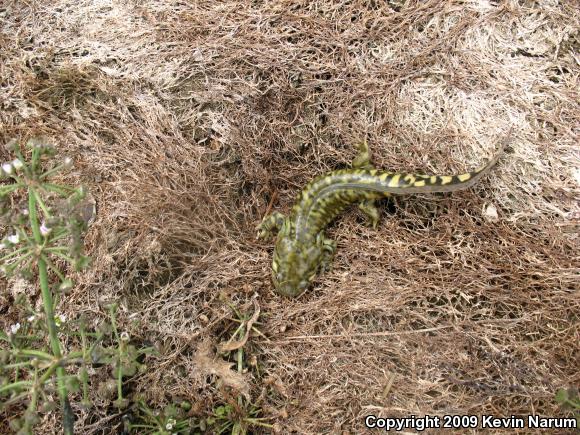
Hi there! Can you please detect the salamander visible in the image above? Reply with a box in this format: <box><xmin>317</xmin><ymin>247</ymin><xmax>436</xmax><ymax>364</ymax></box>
<box><xmin>257</xmin><ymin>131</ymin><xmax>511</xmax><ymax>297</ymax></box>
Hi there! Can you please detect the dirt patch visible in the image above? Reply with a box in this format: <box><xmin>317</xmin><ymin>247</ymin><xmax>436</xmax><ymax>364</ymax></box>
<box><xmin>1</xmin><ymin>0</ymin><xmax>578</xmax><ymax>433</ymax></box>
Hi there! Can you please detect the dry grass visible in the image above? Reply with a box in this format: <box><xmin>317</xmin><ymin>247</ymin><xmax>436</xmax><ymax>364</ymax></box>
<box><xmin>1</xmin><ymin>0</ymin><xmax>579</xmax><ymax>433</ymax></box>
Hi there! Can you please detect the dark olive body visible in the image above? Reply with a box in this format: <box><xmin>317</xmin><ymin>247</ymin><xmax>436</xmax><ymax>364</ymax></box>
<box><xmin>258</xmin><ymin>134</ymin><xmax>509</xmax><ymax>297</ymax></box>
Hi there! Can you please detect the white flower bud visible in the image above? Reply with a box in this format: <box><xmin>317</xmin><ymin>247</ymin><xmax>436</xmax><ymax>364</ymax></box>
<box><xmin>10</xmin><ymin>322</ymin><xmax>21</xmax><ymax>335</ymax></box>
<box><xmin>11</xmin><ymin>159</ymin><xmax>24</xmax><ymax>171</ymax></box>
<box><xmin>2</xmin><ymin>163</ymin><xmax>13</xmax><ymax>174</ymax></box>
<box><xmin>165</xmin><ymin>419</ymin><xmax>176</xmax><ymax>430</ymax></box>
<box><xmin>59</xmin><ymin>279</ymin><xmax>73</xmax><ymax>292</ymax></box>
<box><xmin>55</xmin><ymin>314</ymin><xmax>67</xmax><ymax>326</ymax></box>
<box><xmin>7</xmin><ymin>234</ymin><xmax>20</xmax><ymax>244</ymax></box>
<box><xmin>40</xmin><ymin>222</ymin><xmax>52</xmax><ymax>236</ymax></box>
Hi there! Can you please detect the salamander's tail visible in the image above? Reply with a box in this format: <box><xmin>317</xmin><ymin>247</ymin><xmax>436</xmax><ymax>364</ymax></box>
<box><xmin>341</xmin><ymin>128</ymin><xmax>512</xmax><ymax>195</ymax></box>
<box><xmin>409</xmin><ymin>126</ymin><xmax>512</xmax><ymax>193</ymax></box>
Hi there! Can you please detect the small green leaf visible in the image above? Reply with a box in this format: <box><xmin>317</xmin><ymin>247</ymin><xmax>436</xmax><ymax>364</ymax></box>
<box><xmin>120</xmin><ymin>362</ymin><xmax>138</xmax><ymax>377</ymax></box>
<box><xmin>555</xmin><ymin>388</ymin><xmax>569</xmax><ymax>404</ymax></box>
<box><xmin>74</xmin><ymin>255</ymin><xmax>91</xmax><ymax>271</ymax></box>
<box><xmin>58</xmin><ymin>279</ymin><xmax>74</xmax><ymax>292</ymax></box>
<box><xmin>66</xmin><ymin>376</ymin><xmax>81</xmax><ymax>393</ymax></box>
<box><xmin>113</xmin><ymin>398</ymin><xmax>129</xmax><ymax>409</ymax></box>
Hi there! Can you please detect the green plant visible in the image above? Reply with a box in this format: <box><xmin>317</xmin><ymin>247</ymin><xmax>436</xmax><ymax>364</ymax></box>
<box><xmin>92</xmin><ymin>303</ymin><xmax>153</xmax><ymax>410</ymax></box>
<box><xmin>0</xmin><ymin>138</ymin><xmax>90</xmax><ymax>434</ymax></box>
<box><xmin>124</xmin><ymin>400</ymin><xmax>194</xmax><ymax>434</ymax></box>
<box><xmin>0</xmin><ymin>138</ymin><xmax>150</xmax><ymax>434</ymax></box>
<box><xmin>205</xmin><ymin>401</ymin><xmax>269</xmax><ymax>435</ymax></box>
<box><xmin>555</xmin><ymin>387</ymin><xmax>580</xmax><ymax>427</ymax></box>
<box><xmin>202</xmin><ymin>298</ymin><xmax>272</xmax><ymax>435</ymax></box>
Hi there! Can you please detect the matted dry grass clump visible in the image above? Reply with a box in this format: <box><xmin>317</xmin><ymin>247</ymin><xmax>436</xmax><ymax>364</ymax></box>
<box><xmin>1</xmin><ymin>0</ymin><xmax>578</xmax><ymax>433</ymax></box>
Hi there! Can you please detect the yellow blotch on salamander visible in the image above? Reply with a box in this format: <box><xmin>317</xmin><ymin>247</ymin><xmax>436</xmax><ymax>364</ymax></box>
<box><xmin>388</xmin><ymin>174</ymin><xmax>401</xmax><ymax>187</ymax></box>
<box><xmin>257</xmin><ymin>130</ymin><xmax>511</xmax><ymax>297</ymax></box>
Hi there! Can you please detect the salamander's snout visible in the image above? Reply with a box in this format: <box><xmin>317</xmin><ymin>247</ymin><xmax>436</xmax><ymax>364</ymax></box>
<box><xmin>272</xmin><ymin>270</ymin><xmax>309</xmax><ymax>298</ymax></box>
<box><xmin>274</xmin><ymin>281</ymin><xmax>307</xmax><ymax>298</ymax></box>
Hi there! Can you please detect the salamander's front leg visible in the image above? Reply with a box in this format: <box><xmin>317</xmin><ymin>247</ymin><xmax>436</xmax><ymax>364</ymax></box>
<box><xmin>352</xmin><ymin>141</ymin><xmax>374</xmax><ymax>170</ymax></box>
<box><xmin>317</xmin><ymin>233</ymin><xmax>337</xmax><ymax>273</ymax></box>
<box><xmin>256</xmin><ymin>212</ymin><xmax>286</xmax><ymax>240</ymax></box>
<box><xmin>358</xmin><ymin>199</ymin><xmax>380</xmax><ymax>229</ymax></box>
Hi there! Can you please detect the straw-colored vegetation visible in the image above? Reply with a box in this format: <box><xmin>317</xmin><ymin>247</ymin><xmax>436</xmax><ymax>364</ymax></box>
<box><xmin>1</xmin><ymin>0</ymin><xmax>578</xmax><ymax>433</ymax></box>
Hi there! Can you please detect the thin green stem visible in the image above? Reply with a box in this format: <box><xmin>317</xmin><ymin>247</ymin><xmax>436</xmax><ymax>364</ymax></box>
<box><xmin>109</xmin><ymin>305</ymin><xmax>119</xmax><ymax>341</ymax></box>
<box><xmin>109</xmin><ymin>305</ymin><xmax>125</xmax><ymax>404</ymax></box>
<box><xmin>43</xmin><ymin>183</ymin><xmax>75</xmax><ymax>196</ymax></box>
<box><xmin>225</xmin><ymin>300</ymin><xmax>243</xmax><ymax>319</ymax></box>
<box><xmin>0</xmin><ymin>183</ymin><xmax>22</xmax><ymax>196</ymax></box>
<box><xmin>80</xmin><ymin>324</ymin><xmax>90</xmax><ymax>403</ymax></box>
<box><xmin>32</xmin><ymin>187</ymin><xmax>51</xmax><ymax>218</ymax></box>
<box><xmin>2</xmin><ymin>361</ymin><xmax>35</xmax><ymax>370</ymax></box>
<box><xmin>13</xmin><ymin>146</ymin><xmax>26</xmax><ymax>163</ymax></box>
<box><xmin>116</xmin><ymin>351</ymin><xmax>124</xmax><ymax>404</ymax></box>
<box><xmin>0</xmin><ymin>380</ymin><xmax>33</xmax><ymax>394</ymax></box>
<box><xmin>30</xmin><ymin>146</ymin><xmax>40</xmax><ymax>171</ymax></box>
<box><xmin>39</xmin><ymin>164</ymin><xmax>64</xmax><ymax>181</ymax></box>
<box><xmin>139</xmin><ymin>402</ymin><xmax>157</xmax><ymax>419</ymax></box>
<box><xmin>244</xmin><ymin>419</ymin><xmax>273</xmax><ymax>428</ymax></box>
<box><xmin>37</xmin><ymin>358</ymin><xmax>63</xmax><ymax>386</ymax></box>
<box><xmin>236</xmin><ymin>326</ymin><xmax>245</xmax><ymax>411</ymax></box>
<box><xmin>0</xmin><ymin>392</ymin><xmax>32</xmax><ymax>408</ymax></box>
<box><xmin>29</xmin><ymin>193</ymin><xmax>41</xmax><ymax>242</ymax></box>
<box><xmin>44</xmin><ymin>246</ymin><xmax>70</xmax><ymax>253</ymax></box>
<box><xmin>29</xmin><ymin>189</ymin><xmax>74</xmax><ymax>435</ymax></box>
<box><xmin>0</xmin><ymin>246</ymin><xmax>31</xmax><ymax>263</ymax></box>
<box><xmin>2</xmin><ymin>250</ymin><xmax>34</xmax><ymax>271</ymax></box>
<box><xmin>15</xmin><ymin>349</ymin><xmax>54</xmax><ymax>360</ymax></box>
<box><xmin>28</xmin><ymin>366</ymin><xmax>40</xmax><ymax>416</ymax></box>
<box><xmin>80</xmin><ymin>323</ymin><xmax>88</xmax><ymax>361</ymax></box>
<box><xmin>49</xmin><ymin>250</ymin><xmax>75</xmax><ymax>264</ymax></box>
<box><xmin>48</xmin><ymin>229</ymin><xmax>70</xmax><ymax>243</ymax></box>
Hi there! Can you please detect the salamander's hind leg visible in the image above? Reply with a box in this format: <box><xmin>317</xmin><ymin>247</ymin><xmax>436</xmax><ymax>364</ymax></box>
<box><xmin>352</xmin><ymin>141</ymin><xmax>374</xmax><ymax>170</ymax></box>
<box><xmin>353</xmin><ymin>141</ymin><xmax>381</xmax><ymax>228</ymax></box>
<box><xmin>317</xmin><ymin>233</ymin><xmax>337</xmax><ymax>273</ymax></box>
<box><xmin>358</xmin><ymin>199</ymin><xmax>380</xmax><ymax>229</ymax></box>
<box><xmin>256</xmin><ymin>212</ymin><xmax>286</xmax><ymax>240</ymax></box>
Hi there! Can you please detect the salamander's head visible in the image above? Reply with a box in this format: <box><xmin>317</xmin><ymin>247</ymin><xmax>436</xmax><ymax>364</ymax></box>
<box><xmin>271</xmin><ymin>236</ymin><xmax>322</xmax><ymax>297</ymax></box>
